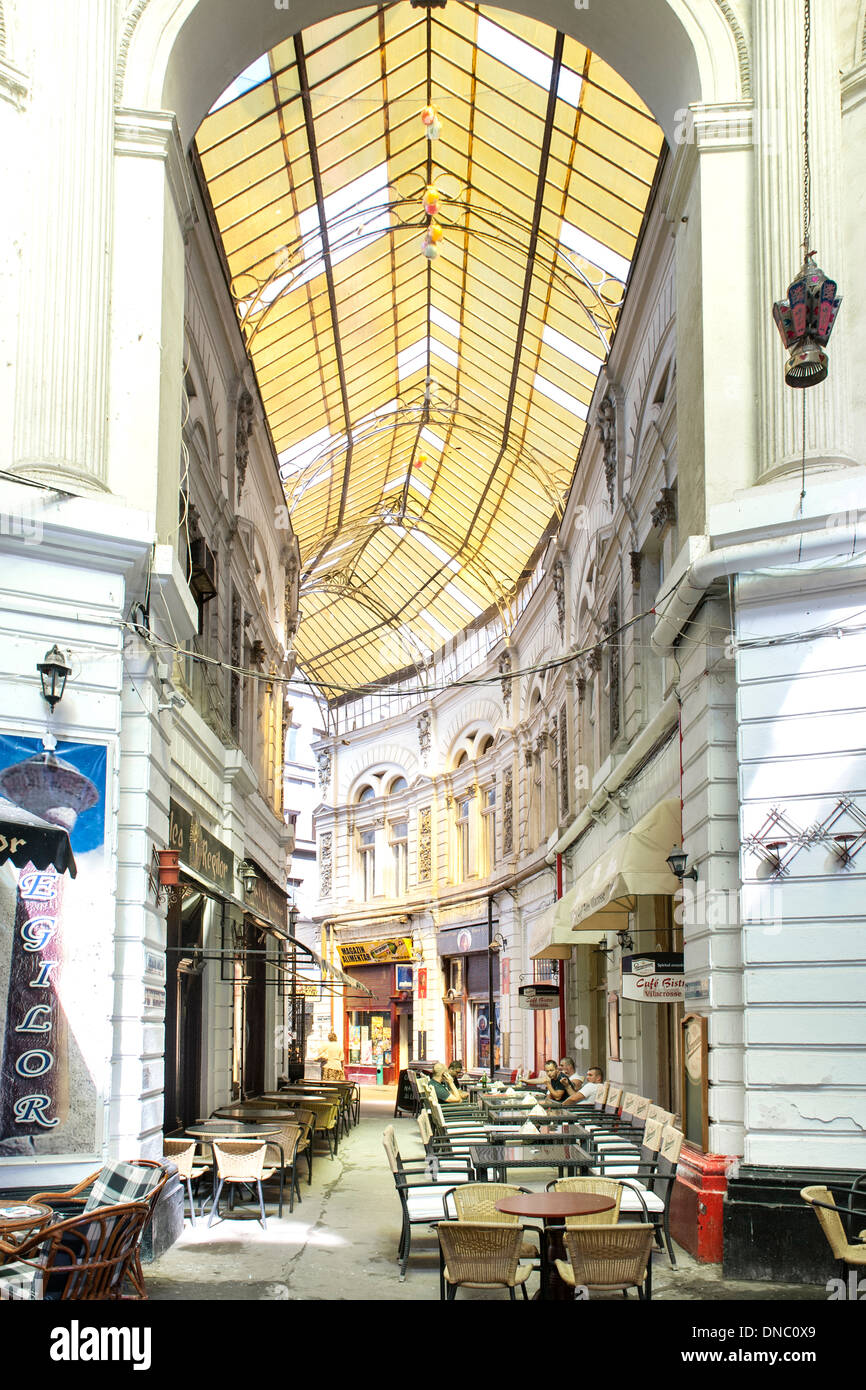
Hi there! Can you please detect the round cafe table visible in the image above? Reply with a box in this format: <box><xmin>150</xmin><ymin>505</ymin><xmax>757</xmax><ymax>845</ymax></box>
<box><xmin>0</xmin><ymin>1200</ymin><xmax>52</xmax><ymax>1249</ymax></box>
<box><xmin>496</xmin><ymin>1192</ymin><xmax>616</xmax><ymax>1301</ymax></box>
<box><xmin>186</xmin><ymin>1121</ymin><xmax>283</xmax><ymax>1217</ymax></box>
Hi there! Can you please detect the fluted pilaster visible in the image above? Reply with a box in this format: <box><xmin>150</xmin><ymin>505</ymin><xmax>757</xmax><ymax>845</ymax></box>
<box><xmin>12</xmin><ymin>1</ymin><xmax>115</xmax><ymax>491</ymax></box>
<box><xmin>754</xmin><ymin>0</ymin><xmax>853</xmax><ymax>478</ymax></box>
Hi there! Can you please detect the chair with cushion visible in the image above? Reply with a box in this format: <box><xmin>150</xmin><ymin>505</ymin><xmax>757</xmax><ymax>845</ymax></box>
<box><xmin>383</xmin><ymin>1125</ymin><xmax>472</xmax><ymax>1280</ymax></box>
<box><xmin>800</xmin><ymin>1185</ymin><xmax>866</xmax><ymax>1280</ymax></box>
<box><xmin>554</xmin><ymin>1223</ymin><xmax>654</xmax><ymax>1300</ymax></box>
<box><xmin>208</xmin><ymin>1142</ymin><xmax>275</xmax><ymax>1230</ymax></box>
<box><xmin>436</xmin><ymin>1221</ymin><xmax>533</xmax><ymax>1300</ymax></box>
<box><xmin>0</xmin><ymin>1200</ymin><xmax>152</xmax><ymax>1301</ymax></box>
<box><xmin>30</xmin><ymin>1158</ymin><xmax>168</xmax><ymax>1298</ymax></box>
<box><xmin>595</xmin><ymin>1123</ymin><xmax>683</xmax><ymax>1266</ymax></box>
<box><xmin>163</xmin><ymin>1139</ymin><xmax>211</xmax><ymax>1227</ymax></box>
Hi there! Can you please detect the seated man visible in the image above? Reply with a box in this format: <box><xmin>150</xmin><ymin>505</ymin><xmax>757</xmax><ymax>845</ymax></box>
<box><xmin>559</xmin><ymin>1057</ymin><xmax>581</xmax><ymax>1087</ymax></box>
<box><xmin>446</xmin><ymin>1059</ymin><xmax>469</xmax><ymax>1101</ymax></box>
<box><xmin>562</xmin><ymin>1066</ymin><xmax>604</xmax><ymax>1106</ymax></box>
<box><xmin>430</xmin><ymin>1061</ymin><xmax>466</xmax><ymax>1103</ymax></box>
<box><xmin>542</xmin><ymin>1058</ymin><xmax>572</xmax><ymax>1103</ymax></box>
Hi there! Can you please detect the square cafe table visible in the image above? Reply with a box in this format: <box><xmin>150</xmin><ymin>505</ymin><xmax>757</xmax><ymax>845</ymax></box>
<box><xmin>468</xmin><ymin>1142</ymin><xmax>592</xmax><ymax>1184</ymax></box>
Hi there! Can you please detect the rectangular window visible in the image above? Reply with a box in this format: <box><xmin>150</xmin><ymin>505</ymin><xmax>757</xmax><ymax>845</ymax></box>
<box><xmin>390</xmin><ymin>820</ymin><xmax>408</xmax><ymax>896</ymax></box>
<box><xmin>482</xmin><ymin>785</ymin><xmax>497</xmax><ymax>870</ymax></box>
<box><xmin>360</xmin><ymin>828</ymin><xmax>375</xmax><ymax>902</ymax></box>
<box><xmin>456</xmin><ymin>798</ymin><xmax>471</xmax><ymax>879</ymax></box>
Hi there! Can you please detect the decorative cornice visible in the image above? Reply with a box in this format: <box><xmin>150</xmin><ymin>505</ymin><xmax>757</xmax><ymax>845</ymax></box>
<box><xmin>0</xmin><ymin>57</ymin><xmax>28</xmax><ymax>109</ymax></box>
<box><xmin>713</xmin><ymin>0</ymin><xmax>752</xmax><ymax>100</ymax></box>
<box><xmin>841</xmin><ymin>60</ymin><xmax>866</xmax><ymax>116</ymax></box>
<box><xmin>662</xmin><ymin>102</ymin><xmax>753</xmax><ymax>226</ymax></box>
<box><xmin>115</xmin><ymin>0</ymin><xmax>151</xmax><ymax>104</ymax></box>
<box><xmin>114</xmin><ymin>108</ymin><xmax>197</xmax><ymax>235</ymax></box>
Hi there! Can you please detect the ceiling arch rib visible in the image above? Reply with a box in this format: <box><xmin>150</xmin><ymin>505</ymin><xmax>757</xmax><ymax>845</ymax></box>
<box><xmin>195</xmin><ymin>1</ymin><xmax>663</xmax><ymax>695</ymax></box>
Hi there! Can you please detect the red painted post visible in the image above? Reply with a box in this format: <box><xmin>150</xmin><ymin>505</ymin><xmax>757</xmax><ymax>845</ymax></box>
<box><xmin>669</xmin><ymin>1144</ymin><xmax>732</xmax><ymax>1263</ymax></box>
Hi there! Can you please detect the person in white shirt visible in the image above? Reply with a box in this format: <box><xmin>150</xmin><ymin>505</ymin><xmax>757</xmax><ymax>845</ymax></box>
<box><xmin>563</xmin><ymin>1066</ymin><xmax>604</xmax><ymax>1106</ymax></box>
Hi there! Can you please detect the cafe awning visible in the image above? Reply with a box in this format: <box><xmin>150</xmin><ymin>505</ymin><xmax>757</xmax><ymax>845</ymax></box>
<box><xmin>0</xmin><ymin>796</ymin><xmax>77</xmax><ymax>878</ymax></box>
<box><xmin>530</xmin><ymin>798</ymin><xmax>681</xmax><ymax>959</ymax></box>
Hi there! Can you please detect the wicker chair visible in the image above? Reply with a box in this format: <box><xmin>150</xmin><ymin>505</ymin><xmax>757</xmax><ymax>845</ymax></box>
<box><xmin>554</xmin><ymin>1223</ymin><xmax>654</xmax><ymax>1300</ymax></box>
<box><xmin>29</xmin><ymin>1158</ymin><xmax>168</xmax><ymax>1299</ymax></box>
<box><xmin>208</xmin><ymin>1142</ymin><xmax>275</xmax><ymax>1230</ymax></box>
<box><xmin>262</xmin><ymin>1123</ymin><xmax>303</xmax><ymax>1214</ymax></box>
<box><xmin>0</xmin><ymin>1200</ymin><xmax>152</xmax><ymax>1301</ymax></box>
<box><xmin>437</xmin><ymin>1221</ymin><xmax>533</xmax><ymax>1300</ymax></box>
<box><xmin>546</xmin><ymin>1177</ymin><xmax>624</xmax><ymax>1226</ymax></box>
<box><xmin>316</xmin><ymin>1100</ymin><xmax>341</xmax><ymax>1158</ymax></box>
<box><xmin>800</xmin><ymin>1186</ymin><xmax>866</xmax><ymax>1279</ymax></box>
<box><xmin>293</xmin><ymin>1108</ymin><xmax>316</xmax><ymax>1185</ymax></box>
<box><xmin>163</xmin><ymin>1139</ymin><xmax>211</xmax><ymax>1226</ymax></box>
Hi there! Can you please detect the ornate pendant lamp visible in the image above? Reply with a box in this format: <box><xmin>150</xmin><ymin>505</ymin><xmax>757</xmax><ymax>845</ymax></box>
<box><xmin>772</xmin><ymin>0</ymin><xmax>841</xmax><ymax>388</ymax></box>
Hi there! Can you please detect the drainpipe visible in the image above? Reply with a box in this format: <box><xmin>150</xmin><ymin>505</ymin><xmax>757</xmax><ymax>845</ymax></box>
<box><xmin>558</xmin><ymin>845</ymin><xmax>567</xmax><ymax>1050</ymax></box>
<box><xmin>651</xmin><ymin>524</ymin><xmax>865</xmax><ymax>654</ymax></box>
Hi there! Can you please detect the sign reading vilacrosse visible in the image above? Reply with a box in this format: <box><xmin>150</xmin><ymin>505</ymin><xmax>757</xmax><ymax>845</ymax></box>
<box><xmin>169</xmin><ymin>800</ymin><xmax>234</xmax><ymax>896</ymax></box>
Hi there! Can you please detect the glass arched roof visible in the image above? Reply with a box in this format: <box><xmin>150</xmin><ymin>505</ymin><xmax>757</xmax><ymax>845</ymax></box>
<box><xmin>195</xmin><ymin>2</ymin><xmax>663</xmax><ymax>695</ymax></box>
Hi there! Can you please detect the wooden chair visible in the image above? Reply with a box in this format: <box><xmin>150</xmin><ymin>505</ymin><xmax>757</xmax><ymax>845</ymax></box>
<box><xmin>554</xmin><ymin>1223</ymin><xmax>654</xmax><ymax>1300</ymax></box>
<box><xmin>29</xmin><ymin>1158</ymin><xmax>168</xmax><ymax>1299</ymax></box>
<box><xmin>0</xmin><ymin>1201</ymin><xmax>152</xmax><ymax>1301</ymax></box>
<box><xmin>436</xmin><ymin>1221</ymin><xmax>533</xmax><ymax>1300</ymax></box>
<box><xmin>208</xmin><ymin>1142</ymin><xmax>275</xmax><ymax>1230</ymax></box>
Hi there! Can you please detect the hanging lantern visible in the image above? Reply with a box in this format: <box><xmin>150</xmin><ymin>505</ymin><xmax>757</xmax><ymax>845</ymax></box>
<box><xmin>773</xmin><ymin>254</ymin><xmax>842</xmax><ymax>388</ymax></box>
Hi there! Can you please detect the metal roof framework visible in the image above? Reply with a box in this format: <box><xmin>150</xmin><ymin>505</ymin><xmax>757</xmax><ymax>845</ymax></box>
<box><xmin>196</xmin><ymin>2</ymin><xmax>662</xmax><ymax>695</ymax></box>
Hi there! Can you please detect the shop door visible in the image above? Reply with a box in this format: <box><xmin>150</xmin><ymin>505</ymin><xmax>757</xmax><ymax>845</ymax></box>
<box><xmin>243</xmin><ymin>923</ymin><xmax>266</xmax><ymax>1096</ymax></box>
<box><xmin>177</xmin><ymin>968</ymin><xmax>202</xmax><ymax>1131</ymax></box>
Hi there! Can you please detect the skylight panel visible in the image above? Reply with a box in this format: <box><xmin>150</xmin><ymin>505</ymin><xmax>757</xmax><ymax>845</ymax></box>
<box><xmin>429</xmin><ymin>306</ymin><xmax>461</xmax><ymax>339</ymax></box>
<box><xmin>444</xmin><ymin>582</ymin><xmax>484</xmax><ymax>618</ymax></box>
<box><xmin>421</xmin><ymin>427</ymin><xmax>445</xmax><ymax>451</ymax></box>
<box><xmin>398</xmin><ymin>341</ymin><xmax>428</xmax><ymax>380</ymax></box>
<box><xmin>542</xmin><ymin>326</ymin><xmax>605</xmax><ymax>374</ymax></box>
<box><xmin>559</xmin><ymin>222</ymin><xmax>631</xmax><ymax>282</ymax></box>
<box><xmin>413</xmin><ymin>532</ymin><xmax>460</xmax><ymax>573</ymax></box>
<box><xmin>279</xmin><ymin>426</ymin><xmax>333</xmax><ymax>477</ymax></box>
<box><xmin>418</xmin><ymin>608</ymin><xmax>454</xmax><ymax>643</ymax></box>
<box><xmin>408</xmin><ymin>476</ymin><xmax>432</xmax><ymax>499</ymax></box>
<box><xmin>476</xmin><ymin>17</ymin><xmax>582</xmax><ymax>108</ymax></box>
<box><xmin>209</xmin><ymin>55</ymin><xmax>271</xmax><ymax>113</ymax></box>
<box><xmin>533</xmin><ymin>373</ymin><xmax>589</xmax><ymax>420</ymax></box>
<box><xmin>294</xmin><ymin>163</ymin><xmax>391</xmax><ymax>288</ymax></box>
<box><xmin>430</xmin><ymin>337</ymin><xmax>459</xmax><ymax>369</ymax></box>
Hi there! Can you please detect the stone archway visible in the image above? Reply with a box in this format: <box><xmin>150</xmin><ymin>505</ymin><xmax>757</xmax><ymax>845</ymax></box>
<box><xmin>121</xmin><ymin>0</ymin><xmax>745</xmax><ymax>148</ymax></box>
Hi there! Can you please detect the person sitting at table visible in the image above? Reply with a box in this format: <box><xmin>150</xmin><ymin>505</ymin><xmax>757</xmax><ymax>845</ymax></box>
<box><xmin>431</xmin><ymin>1061</ymin><xmax>466</xmax><ymax>1104</ymax></box>
<box><xmin>559</xmin><ymin>1057</ymin><xmax>581</xmax><ymax>1088</ymax></box>
<box><xmin>562</xmin><ymin>1066</ymin><xmax>604</xmax><ymax>1106</ymax></box>
<box><xmin>542</xmin><ymin>1059</ymin><xmax>572</xmax><ymax>1102</ymax></box>
<box><xmin>446</xmin><ymin>1059</ymin><xmax>469</xmax><ymax>1100</ymax></box>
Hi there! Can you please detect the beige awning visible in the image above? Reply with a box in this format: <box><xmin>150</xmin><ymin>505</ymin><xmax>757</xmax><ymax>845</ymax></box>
<box><xmin>530</xmin><ymin>798</ymin><xmax>681</xmax><ymax>959</ymax></box>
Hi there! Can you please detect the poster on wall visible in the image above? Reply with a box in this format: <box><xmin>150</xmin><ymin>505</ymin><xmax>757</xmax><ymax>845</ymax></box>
<box><xmin>0</xmin><ymin>736</ymin><xmax>109</xmax><ymax>1160</ymax></box>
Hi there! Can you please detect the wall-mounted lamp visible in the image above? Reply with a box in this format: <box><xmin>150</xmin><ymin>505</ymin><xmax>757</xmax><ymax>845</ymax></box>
<box><xmin>238</xmin><ymin>859</ymin><xmax>259</xmax><ymax>895</ymax></box>
<box><xmin>666</xmin><ymin>845</ymin><xmax>698</xmax><ymax>882</ymax></box>
<box><xmin>37</xmin><ymin>645</ymin><xmax>71</xmax><ymax>710</ymax></box>
<box><xmin>596</xmin><ymin>928</ymin><xmax>634</xmax><ymax>962</ymax></box>
<box><xmin>488</xmin><ymin>932</ymin><xmax>507</xmax><ymax>954</ymax></box>
<box><xmin>288</xmin><ymin>900</ymin><xmax>300</xmax><ymax>932</ymax></box>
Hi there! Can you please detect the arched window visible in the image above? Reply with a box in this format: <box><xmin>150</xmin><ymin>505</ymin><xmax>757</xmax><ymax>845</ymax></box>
<box><xmin>357</xmin><ymin>785</ymin><xmax>375</xmax><ymax>803</ymax></box>
<box><xmin>390</xmin><ymin>775</ymin><xmax>408</xmax><ymax>794</ymax></box>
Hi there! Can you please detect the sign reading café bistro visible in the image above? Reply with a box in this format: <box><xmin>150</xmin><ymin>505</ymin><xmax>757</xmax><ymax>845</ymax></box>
<box><xmin>621</xmin><ymin>953</ymin><xmax>684</xmax><ymax>1003</ymax></box>
<box><xmin>169</xmin><ymin>800</ymin><xmax>234</xmax><ymax>897</ymax></box>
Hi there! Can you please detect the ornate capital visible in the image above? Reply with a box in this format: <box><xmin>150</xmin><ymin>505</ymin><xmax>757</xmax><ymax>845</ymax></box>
<box><xmin>651</xmin><ymin>487</ymin><xmax>677</xmax><ymax>531</ymax></box>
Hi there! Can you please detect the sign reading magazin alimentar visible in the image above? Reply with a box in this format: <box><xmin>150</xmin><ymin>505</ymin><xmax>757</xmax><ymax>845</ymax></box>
<box><xmin>0</xmin><ymin>735</ymin><xmax>109</xmax><ymax>1160</ymax></box>
<box><xmin>621</xmin><ymin>953</ymin><xmax>684</xmax><ymax>1003</ymax></box>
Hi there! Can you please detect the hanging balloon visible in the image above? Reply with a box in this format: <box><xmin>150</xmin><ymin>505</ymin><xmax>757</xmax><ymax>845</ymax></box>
<box><xmin>426</xmin><ymin>117</ymin><xmax>441</xmax><ymax>141</ymax></box>
<box><xmin>429</xmin><ymin>223</ymin><xmax>444</xmax><ymax>244</ymax></box>
<box><xmin>414</xmin><ymin>454</ymin><xmax>428</xmax><ymax>470</ymax></box>
<box><xmin>423</xmin><ymin>242</ymin><xmax>439</xmax><ymax>260</ymax></box>
<box><xmin>424</xmin><ymin>185</ymin><xmax>440</xmax><ymax>216</ymax></box>
<box><xmin>421</xmin><ymin>105</ymin><xmax>436</xmax><ymax>126</ymax></box>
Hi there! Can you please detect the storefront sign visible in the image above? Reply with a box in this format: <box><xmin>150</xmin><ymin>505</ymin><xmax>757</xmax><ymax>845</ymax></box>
<box><xmin>435</xmin><ymin>922</ymin><xmax>490</xmax><ymax>956</ymax></box>
<box><xmin>0</xmin><ymin>736</ymin><xmax>108</xmax><ymax>1157</ymax></box>
<box><xmin>417</xmin><ymin>967</ymin><xmax>427</xmax><ymax>999</ymax></box>
<box><xmin>621</xmin><ymin>953</ymin><xmax>684</xmax><ymax>1003</ymax></box>
<box><xmin>243</xmin><ymin>860</ymin><xmax>287</xmax><ymax>935</ymax></box>
<box><xmin>518</xmin><ymin>983</ymin><xmax>559</xmax><ymax>1011</ymax></box>
<box><xmin>169</xmin><ymin>800</ymin><xmax>234</xmax><ymax>897</ymax></box>
<box><xmin>337</xmin><ymin>937</ymin><xmax>413</xmax><ymax>967</ymax></box>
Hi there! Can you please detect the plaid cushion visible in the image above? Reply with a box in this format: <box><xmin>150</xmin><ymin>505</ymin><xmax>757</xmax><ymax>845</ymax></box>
<box><xmin>83</xmin><ymin>1161</ymin><xmax>162</xmax><ymax>1213</ymax></box>
<box><xmin>0</xmin><ymin>1261</ymin><xmax>42</xmax><ymax>1300</ymax></box>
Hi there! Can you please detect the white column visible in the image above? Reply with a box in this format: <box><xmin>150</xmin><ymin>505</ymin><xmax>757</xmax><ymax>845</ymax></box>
<box><xmin>753</xmin><ymin>0</ymin><xmax>853</xmax><ymax>478</ymax></box>
<box><xmin>12</xmin><ymin>1</ymin><xmax>115</xmax><ymax>492</ymax></box>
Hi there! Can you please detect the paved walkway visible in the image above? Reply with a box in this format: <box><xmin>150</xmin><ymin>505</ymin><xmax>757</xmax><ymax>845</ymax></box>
<box><xmin>145</xmin><ymin>1092</ymin><xmax>826</xmax><ymax>1302</ymax></box>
